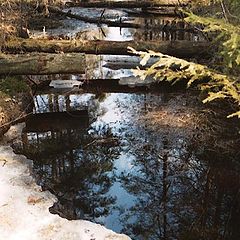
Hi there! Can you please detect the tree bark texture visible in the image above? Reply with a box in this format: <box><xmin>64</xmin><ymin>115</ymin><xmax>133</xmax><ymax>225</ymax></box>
<box><xmin>4</xmin><ymin>39</ymin><xmax>211</xmax><ymax>58</ymax></box>
<box><xmin>0</xmin><ymin>53</ymin><xmax>86</xmax><ymax>75</ymax></box>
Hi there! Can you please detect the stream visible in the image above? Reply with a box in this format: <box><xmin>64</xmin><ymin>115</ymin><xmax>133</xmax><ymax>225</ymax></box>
<box><xmin>10</xmin><ymin>4</ymin><xmax>240</xmax><ymax>240</ymax></box>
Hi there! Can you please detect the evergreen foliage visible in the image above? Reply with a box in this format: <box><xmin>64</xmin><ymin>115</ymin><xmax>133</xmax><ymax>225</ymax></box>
<box><xmin>185</xmin><ymin>13</ymin><xmax>240</xmax><ymax>74</ymax></box>
<box><xmin>128</xmin><ymin>47</ymin><xmax>240</xmax><ymax>118</ymax></box>
<box><xmin>129</xmin><ymin>0</ymin><xmax>240</xmax><ymax>119</ymax></box>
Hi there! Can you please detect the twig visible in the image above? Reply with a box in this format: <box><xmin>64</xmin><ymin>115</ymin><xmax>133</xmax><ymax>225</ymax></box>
<box><xmin>220</xmin><ymin>0</ymin><xmax>229</xmax><ymax>22</ymax></box>
<box><xmin>0</xmin><ymin>93</ymin><xmax>35</xmax><ymax>128</ymax></box>
<box><xmin>83</xmin><ymin>139</ymin><xmax>97</xmax><ymax>149</ymax></box>
<box><xmin>100</xmin><ymin>9</ymin><xmax>105</xmax><ymax>20</ymax></box>
<box><xmin>0</xmin><ymin>203</ymin><xmax>8</xmax><ymax>207</ymax></box>
<box><xmin>0</xmin><ymin>159</ymin><xmax>7</xmax><ymax>167</ymax></box>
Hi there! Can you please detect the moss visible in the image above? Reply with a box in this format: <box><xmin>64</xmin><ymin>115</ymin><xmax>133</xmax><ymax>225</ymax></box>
<box><xmin>0</xmin><ymin>76</ymin><xmax>29</xmax><ymax>97</ymax></box>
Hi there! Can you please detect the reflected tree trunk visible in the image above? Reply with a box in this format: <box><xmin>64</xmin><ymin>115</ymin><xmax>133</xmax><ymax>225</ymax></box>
<box><xmin>162</xmin><ymin>138</ymin><xmax>168</xmax><ymax>239</ymax></box>
<box><xmin>53</xmin><ymin>95</ymin><xmax>59</xmax><ymax>112</ymax></box>
<box><xmin>200</xmin><ymin>168</ymin><xmax>211</xmax><ymax>230</ymax></box>
<box><xmin>65</xmin><ymin>95</ymin><xmax>71</xmax><ymax>112</ymax></box>
<box><xmin>48</xmin><ymin>94</ymin><xmax>53</xmax><ymax>112</ymax></box>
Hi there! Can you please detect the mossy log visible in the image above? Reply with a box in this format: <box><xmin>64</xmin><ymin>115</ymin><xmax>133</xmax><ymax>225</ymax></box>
<box><xmin>4</xmin><ymin>39</ymin><xmax>211</xmax><ymax>58</ymax></box>
<box><xmin>0</xmin><ymin>53</ymin><xmax>86</xmax><ymax>75</ymax></box>
<box><xmin>65</xmin><ymin>1</ymin><xmax>189</xmax><ymax>8</ymax></box>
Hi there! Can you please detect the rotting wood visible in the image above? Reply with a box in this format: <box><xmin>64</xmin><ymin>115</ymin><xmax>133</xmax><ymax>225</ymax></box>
<box><xmin>64</xmin><ymin>1</ymin><xmax>190</xmax><ymax>9</ymax></box>
<box><xmin>0</xmin><ymin>53</ymin><xmax>86</xmax><ymax>75</ymax></box>
<box><xmin>49</xmin><ymin>6</ymin><xmax>192</xmax><ymax>32</ymax></box>
<box><xmin>4</xmin><ymin>39</ymin><xmax>211</xmax><ymax>58</ymax></box>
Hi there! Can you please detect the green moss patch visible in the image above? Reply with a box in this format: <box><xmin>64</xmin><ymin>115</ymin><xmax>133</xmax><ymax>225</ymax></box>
<box><xmin>0</xmin><ymin>76</ymin><xmax>29</xmax><ymax>97</ymax></box>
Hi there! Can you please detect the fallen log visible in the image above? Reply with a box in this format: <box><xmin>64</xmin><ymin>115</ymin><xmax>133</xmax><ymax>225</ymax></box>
<box><xmin>65</xmin><ymin>1</ymin><xmax>189</xmax><ymax>8</ymax></box>
<box><xmin>49</xmin><ymin>6</ymin><xmax>192</xmax><ymax>32</ymax></box>
<box><xmin>4</xmin><ymin>39</ymin><xmax>211</xmax><ymax>58</ymax></box>
<box><xmin>0</xmin><ymin>53</ymin><xmax>86</xmax><ymax>75</ymax></box>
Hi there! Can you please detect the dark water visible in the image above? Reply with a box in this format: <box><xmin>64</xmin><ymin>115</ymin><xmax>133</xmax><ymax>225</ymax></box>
<box><xmin>16</xmin><ymin>4</ymin><xmax>240</xmax><ymax>239</ymax></box>
<box><xmin>13</xmin><ymin>90</ymin><xmax>240</xmax><ymax>240</ymax></box>
<box><xmin>33</xmin><ymin>6</ymin><xmax>204</xmax><ymax>42</ymax></box>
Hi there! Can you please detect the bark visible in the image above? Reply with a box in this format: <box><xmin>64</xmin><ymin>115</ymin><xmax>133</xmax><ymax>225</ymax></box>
<box><xmin>0</xmin><ymin>53</ymin><xmax>86</xmax><ymax>75</ymax></box>
<box><xmin>4</xmin><ymin>39</ymin><xmax>211</xmax><ymax>58</ymax></box>
<box><xmin>49</xmin><ymin>6</ymin><xmax>192</xmax><ymax>31</ymax></box>
<box><xmin>64</xmin><ymin>1</ymin><xmax>189</xmax><ymax>8</ymax></box>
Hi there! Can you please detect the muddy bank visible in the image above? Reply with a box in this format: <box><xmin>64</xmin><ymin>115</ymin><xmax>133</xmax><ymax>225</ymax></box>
<box><xmin>0</xmin><ymin>125</ymin><xmax>131</xmax><ymax>240</ymax></box>
<box><xmin>0</xmin><ymin>76</ymin><xmax>32</xmax><ymax>138</ymax></box>
<box><xmin>0</xmin><ymin>92</ymin><xmax>21</xmax><ymax>137</ymax></box>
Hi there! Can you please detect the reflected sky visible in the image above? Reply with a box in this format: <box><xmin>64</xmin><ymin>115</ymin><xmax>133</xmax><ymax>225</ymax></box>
<box><xmin>14</xmin><ymin>92</ymin><xmax>240</xmax><ymax>240</ymax></box>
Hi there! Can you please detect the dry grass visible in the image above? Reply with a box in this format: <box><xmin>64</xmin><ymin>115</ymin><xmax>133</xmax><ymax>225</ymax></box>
<box><xmin>0</xmin><ymin>0</ymin><xmax>65</xmax><ymax>49</ymax></box>
<box><xmin>0</xmin><ymin>0</ymin><xmax>23</xmax><ymax>47</ymax></box>
<box><xmin>139</xmin><ymin>108</ymin><xmax>200</xmax><ymax>129</ymax></box>
<box><xmin>137</xmin><ymin>93</ymin><xmax>240</xmax><ymax>157</ymax></box>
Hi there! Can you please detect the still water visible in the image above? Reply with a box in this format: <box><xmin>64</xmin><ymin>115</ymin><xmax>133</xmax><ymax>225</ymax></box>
<box><xmin>13</xmin><ymin>90</ymin><xmax>240</xmax><ymax>240</ymax></box>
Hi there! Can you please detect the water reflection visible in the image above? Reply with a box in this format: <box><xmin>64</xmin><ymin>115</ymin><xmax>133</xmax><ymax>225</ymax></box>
<box><xmin>32</xmin><ymin>6</ymin><xmax>203</xmax><ymax>43</ymax></box>
<box><xmin>14</xmin><ymin>92</ymin><xmax>240</xmax><ymax>239</ymax></box>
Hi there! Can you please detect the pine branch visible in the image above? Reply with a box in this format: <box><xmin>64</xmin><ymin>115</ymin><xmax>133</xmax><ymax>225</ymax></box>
<box><xmin>128</xmin><ymin>47</ymin><xmax>240</xmax><ymax>119</ymax></box>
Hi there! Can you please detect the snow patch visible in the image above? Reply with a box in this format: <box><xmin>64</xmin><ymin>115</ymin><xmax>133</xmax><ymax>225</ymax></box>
<box><xmin>0</xmin><ymin>127</ymin><xmax>131</xmax><ymax>240</ymax></box>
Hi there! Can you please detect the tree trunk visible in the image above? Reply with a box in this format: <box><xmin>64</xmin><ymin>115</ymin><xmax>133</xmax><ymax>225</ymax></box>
<box><xmin>4</xmin><ymin>39</ymin><xmax>211</xmax><ymax>58</ymax></box>
<box><xmin>64</xmin><ymin>1</ymin><xmax>189</xmax><ymax>8</ymax></box>
<box><xmin>0</xmin><ymin>53</ymin><xmax>86</xmax><ymax>75</ymax></box>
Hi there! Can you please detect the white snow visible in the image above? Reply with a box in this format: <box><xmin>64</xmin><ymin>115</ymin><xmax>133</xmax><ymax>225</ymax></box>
<box><xmin>0</xmin><ymin>125</ymin><xmax>131</xmax><ymax>240</ymax></box>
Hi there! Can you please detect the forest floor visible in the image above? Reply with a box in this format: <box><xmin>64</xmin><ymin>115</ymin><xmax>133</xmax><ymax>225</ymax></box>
<box><xmin>0</xmin><ymin>92</ymin><xmax>21</xmax><ymax>137</ymax></box>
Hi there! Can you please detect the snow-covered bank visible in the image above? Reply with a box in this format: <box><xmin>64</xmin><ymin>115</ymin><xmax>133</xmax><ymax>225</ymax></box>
<box><xmin>0</xmin><ymin>125</ymin><xmax>131</xmax><ymax>240</ymax></box>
